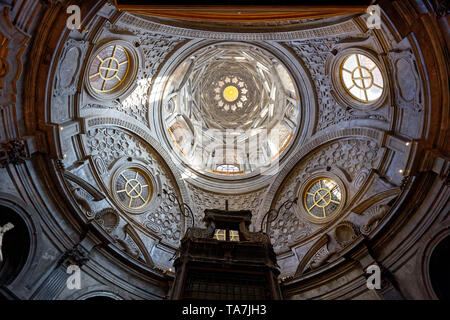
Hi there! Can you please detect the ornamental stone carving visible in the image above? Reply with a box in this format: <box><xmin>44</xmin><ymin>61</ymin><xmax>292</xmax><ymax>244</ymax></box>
<box><xmin>84</xmin><ymin>126</ymin><xmax>184</xmax><ymax>246</ymax></box>
<box><xmin>188</xmin><ymin>184</ymin><xmax>268</xmax><ymax>228</ymax></box>
<box><xmin>116</xmin><ymin>13</ymin><xmax>359</xmax><ymax>41</ymax></box>
<box><xmin>105</xmin><ymin>21</ymin><xmax>184</xmax><ymax>80</ymax></box>
<box><xmin>94</xmin><ymin>208</ymin><xmax>120</xmax><ymax>233</ymax></box>
<box><xmin>59</xmin><ymin>244</ymin><xmax>90</xmax><ymax>267</ymax></box>
<box><xmin>269</xmin><ymin>138</ymin><xmax>382</xmax><ymax>252</ymax></box>
<box><xmin>85</xmin><ymin>127</ymin><xmax>152</xmax><ymax>169</ymax></box>
<box><xmin>360</xmin><ymin>204</ymin><xmax>391</xmax><ymax>235</ymax></box>
<box><xmin>387</xmin><ymin>49</ymin><xmax>423</xmax><ymax>113</ymax></box>
<box><xmin>53</xmin><ymin>39</ymin><xmax>88</xmax><ymax>97</ymax></box>
<box><xmin>286</xmin><ymin>38</ymin><xmax>353</xmax><ymax>131</ymax></box>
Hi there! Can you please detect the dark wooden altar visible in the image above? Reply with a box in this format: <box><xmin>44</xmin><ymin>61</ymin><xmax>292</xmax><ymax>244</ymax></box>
<box><xmin>170</xmin><ymin>209</ymin><xmax>281</xmax><ymax>300</ymax></box>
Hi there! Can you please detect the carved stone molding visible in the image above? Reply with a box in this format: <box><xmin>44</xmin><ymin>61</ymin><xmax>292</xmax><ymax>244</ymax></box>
<box><xmin>116</xmin><ymin>12</ymin><xmax>360</xmax><ymax>41</ymax></box>
<box><xmin>83</xmin><ymin>116</ymin><xmax>190</xmax><ymax>209</ymax></box>
<box><xmin>387</xmin><ymin>49</ymin><xmax>423</xmax><ymax>113</ymax></box>
<box><xmin>260</xmin><ymin>127</ymin><xmax>385</xmax><ymax>220</ymax></box>
<box><xmin>94</xmin><ymin>208</ymin><xmax>119</xmax><ymax>233</ymax></box>
<box><xmin>59</xmin><ymin>244</ymin><xmax>90</xmax><ymax>267</ymax></box>
<box><xmin>64</xmin><ymin>170</ymin><xmax>106</xmax><ymax>201</ymax></box>
<box><xmin>0</xmin><ymin>7</ymin><xmax>29</xmax><ymax>106</ymax></box>
<box><xmin>266</xmin><ymin>135</ymin><xmax>384</xmax><ymax>252</ymax></box>
<box><xmin>295</xmin><ymin>234</ymin><xmax>330</xmax><ymax>277</ymax></box>
<box><xmin>360</xmin><ymin>204</ymin><xmax>391</xmax><ymax>235</ymax></box>
<box><xmin>334</xmin><ymin>221</ymin><xmax>360</xmax><ymax>247</ymax></box>
<box><xmin>82</xmin><ymin>125</ymin><xmax>184</xmax><ymax>246</ymax></box>
<box><xmin>122</xmin><ymin>223</ymin><xmax>154</xmax><ymax>267</ymax></box>
<box><xmin>53</xmin><ymin>39</ymin><xmax>88</xmax><ymax>97</ymax></box>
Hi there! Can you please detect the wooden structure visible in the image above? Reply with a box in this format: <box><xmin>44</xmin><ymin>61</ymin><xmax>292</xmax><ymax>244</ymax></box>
<box><xmin>170</xmin><ymin>209</ymin><xmax>281</xmax><ymax>300</ymax></box>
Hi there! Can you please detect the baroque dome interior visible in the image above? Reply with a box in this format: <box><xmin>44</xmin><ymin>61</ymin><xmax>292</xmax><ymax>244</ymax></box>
<box><xmin>160</xmin><ymin>42</ymin><xmax>300</xmax><ymax>178</ymax></box>
<box><xmin>0</xmin><ymin>0</ymin><xmax>448</xmax><ymax>302</ymax></box>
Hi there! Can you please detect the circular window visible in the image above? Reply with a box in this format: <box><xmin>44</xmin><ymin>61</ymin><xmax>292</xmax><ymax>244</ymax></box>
<box><xmin>340</xmin><ymin>53</ymin><xmax>384</xmax><ymax>103</ymax></box>
<box><xmin>88</xmin><ymin>45</ymin><xmax>130</xmax><ymax>93</ymax></box>
<box><xmin>113</xmin><ymin>168</ymin><xmax>152</xmax><ymax>212</ymax></box>
<box><xmin>295</xmin><ymin>174</ymin><xmax>346</xmax><ymax>224</ymax></box>
<box><xmin>331</xmin><ymin>49</ymin><xmax>387</xmax><ymax>111</ymax></box>
<box><xmin>85</xmin><ymin>41</ymin><xmax>139</xmax><ymax>100</ymax></box>
<box><xmin>304</xmin><ymin>178</ymin><xmax>342</xmax><ymax>219</ymax></box>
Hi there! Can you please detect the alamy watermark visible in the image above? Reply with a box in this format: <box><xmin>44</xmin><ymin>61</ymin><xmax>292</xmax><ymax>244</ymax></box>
<box><xmin>66</xmin><ymin>264</ymin><xmax>81</xmax><ymax>290</ymax></box>
<box><xmin>366</xmin><ymin>5</ymin><xmax>382</xmax><ymax>29</ymax></box>
<box><xmin>66</xmin><ymin>5</ymin><xmax>81</xmax><ymax>30</ymax></box>
<box><xmin>366</xmin><ymin>264</ymin><xmax>381</xmax><ymax>290</ymax></box>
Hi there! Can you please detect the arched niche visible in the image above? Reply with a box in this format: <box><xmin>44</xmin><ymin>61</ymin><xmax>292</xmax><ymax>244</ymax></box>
<box><xmin>429</xmin><ymin>235</ymin><xmax>450</xmax><ymax>300</ymax></box>
<box><xmin>0</xmin><ymin>206</ymin><xmax>31</xmax><ymax>290</ymax></box>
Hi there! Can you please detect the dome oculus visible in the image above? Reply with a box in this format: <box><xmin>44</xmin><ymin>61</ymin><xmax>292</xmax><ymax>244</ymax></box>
<box><xmin>213</xmin><ymin>75</ymin><xmax>248</xmax><ymax>110</ymax></box>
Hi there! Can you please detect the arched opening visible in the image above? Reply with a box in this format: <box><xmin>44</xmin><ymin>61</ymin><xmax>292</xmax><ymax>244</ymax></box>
<box><xmin>0</xmin><ymin>206</ymin><xmax>31</xmax><ymax>295</ymax></box>
<box><xmin>84</xmin><ymin>296</ymin><xmax>117</xmax><ymax>301</ymax></box>
<box><xmin>429</xmin><ymin>235</ymin><xmax>450</xmax><ymax>300</ymax></box>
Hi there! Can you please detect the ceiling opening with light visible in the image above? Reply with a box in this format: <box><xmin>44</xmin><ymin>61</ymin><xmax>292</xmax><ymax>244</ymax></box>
<box><xmin>0</xmin><ymin>0</ymin><xmax>448</xmax><ymax>301</ymax></box>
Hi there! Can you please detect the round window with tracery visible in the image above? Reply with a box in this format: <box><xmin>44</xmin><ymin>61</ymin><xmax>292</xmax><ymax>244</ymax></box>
<box><xmin>304</xmin><ymin>178</ymin><xmax>342</xmax><ymax>220</ymax></box>
<box><xmin>114</xmin><ymin>168</ymin><xmax>151</xmax><ymax>210</ymax></box>
<box><xmin>88</xmin><ymin>44</ymin><xmax>130</xmax><ymax>93</ymax></box>
<box><xmin>340</xmin><ymin>53</ymin><xmax>384</xmax><ymax>103</ymax></box>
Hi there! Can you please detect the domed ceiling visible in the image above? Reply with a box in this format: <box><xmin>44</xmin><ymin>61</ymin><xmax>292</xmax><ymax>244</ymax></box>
<box><xmin>47</xmin><ymin>7</ymin><xmax>424</xmax><ymax>276</ymax></box>
<box><xmin>5</xmin><ymin>1</ymin><xmax>446</xmax><ymax>298</ymax></box>
<box><xmin>161</xmin><ymin>42</ymin><xmax>300</xmax><ymax>177</ymax></box>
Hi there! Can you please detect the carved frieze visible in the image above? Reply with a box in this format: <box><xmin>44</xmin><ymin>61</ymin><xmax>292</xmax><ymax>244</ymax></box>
<box><xmin>188</xmin><ymin>184</ymin><xmax>268</xmax><ymax>228</ymax></box>
<box><xmin>116</xmin><ymin>13</ymin><xmax>359</xmax><ymax>41</ymax></box>
<box><xmin>286</xmin><ymin>38</ymin><xmax>353</xmax><ymax>131</ymax></box>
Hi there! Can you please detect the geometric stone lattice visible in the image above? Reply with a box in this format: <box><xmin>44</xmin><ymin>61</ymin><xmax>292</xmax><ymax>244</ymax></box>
<box><xmin>161</xmin><ymin>43</ymin><xmax>300</xmax><ymax>176</ymax></box>
<box><xmin>270</xmin><ymin>138</ymin><xmax>382</xmax><ymax>252</ymax></box>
